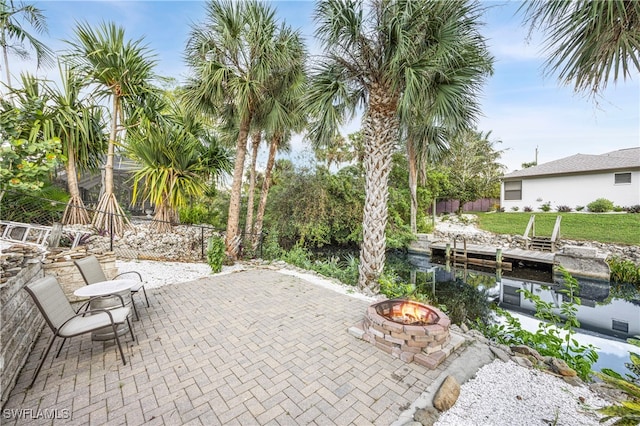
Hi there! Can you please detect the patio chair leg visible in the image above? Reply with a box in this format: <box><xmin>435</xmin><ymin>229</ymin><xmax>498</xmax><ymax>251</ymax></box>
<box><xmin>55</xmin><ymin>338</ymin><xmax>67</xmax><ymax>358</ymax></box>
<box><xmin>30</xmin><ymin>335</ymin><xmax>57</xmax><ymax>388</ymax></box>
<box><xmin>131</xmin><ymin>297</ymin><xmax>140</xmax><ymax>321</ymax></box>
<box><xmin>113</xmin><ymin>324</ymin><xmax>127</xmax><ymax>366</ymax></box>
<box><xmin>142</xmin><ymin>286</ymin><xmax>150</xmax><ymax>307</ymax></box>
<box><xmin>126</xmin><ymin>317</ymin><xmax>136</xmax><ymax>342</ymax></box>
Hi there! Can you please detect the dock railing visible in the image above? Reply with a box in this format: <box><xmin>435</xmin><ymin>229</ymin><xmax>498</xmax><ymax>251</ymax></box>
<box><xmin>523</xmin><ymin>214</ymin><xmax>562</xmax><ymax>252</ymax></box>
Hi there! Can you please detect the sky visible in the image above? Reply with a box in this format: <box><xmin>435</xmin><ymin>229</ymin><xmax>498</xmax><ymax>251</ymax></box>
<box><xmin>5</xmin><ymin>0</ymin><xmax>640</xmax><ymax>173</ymax></box>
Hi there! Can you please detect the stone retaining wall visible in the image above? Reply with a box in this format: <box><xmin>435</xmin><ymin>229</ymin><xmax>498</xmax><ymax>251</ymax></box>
<box><xmin>0</xmin><ymin>257</ymin><xmax>45</xmax><ymax>408</ymax></box>
<box><xmin>430</xmin><ymin>230</ymin><xmax>640</xmax><ymax>264</ymax></box>
<box><xmin>0</xmin><ymin>245</ymin><xmax>119</xmax><ymax>408</ymax></box>
<box><xmin>42</xmin><ymin>248</ymin><xmax>117</xmax><ymax>302</ymax></box>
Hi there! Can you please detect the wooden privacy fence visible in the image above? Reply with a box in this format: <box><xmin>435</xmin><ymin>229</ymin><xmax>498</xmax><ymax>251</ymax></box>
<box><xmin>435</xmin><ymin>198</ymin><xmax>499</xmax><ymax>215</ymax></box>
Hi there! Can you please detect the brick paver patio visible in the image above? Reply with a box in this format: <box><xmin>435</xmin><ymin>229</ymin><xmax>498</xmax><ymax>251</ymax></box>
<box><xmin>4</xmin><ymin>268</ymin><xmax>462</xmax><ymax>425</ymax></box>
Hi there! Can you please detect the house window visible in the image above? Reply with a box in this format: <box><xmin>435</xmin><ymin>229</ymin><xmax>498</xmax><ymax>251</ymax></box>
<box><xmin>504</xmin><ymin>180</ymin><xmax>522</xmax><ymax>200</ymax></box>
<box><xmin>614</xmin><ymin>172</ymin><xmax>632</xmax><ymax>184</ymax></box>
<box><xmin>612</xmin><ymin>319</ymin><xmax>629</xmax><ymax>333</ymax></box>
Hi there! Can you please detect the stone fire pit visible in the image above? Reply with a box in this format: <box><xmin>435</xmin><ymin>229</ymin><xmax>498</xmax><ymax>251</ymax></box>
<box><xmin>349</xmin><ymin>299</ymin><xmax>462</xmax><ymax>369</ymax></box>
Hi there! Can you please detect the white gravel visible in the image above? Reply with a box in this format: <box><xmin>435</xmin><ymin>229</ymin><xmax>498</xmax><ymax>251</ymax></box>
<box><xmin>434</xmin><ymin>360</ymin><xmax>612</xmax><ymax>426</ymax></box>
<box><xmin>115</xmin><ymin>259</ymin><xmax>243</xmax><ymax>289</ymax></box>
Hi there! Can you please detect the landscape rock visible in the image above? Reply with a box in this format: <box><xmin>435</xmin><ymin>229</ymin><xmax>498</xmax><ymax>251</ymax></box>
<box><xmin>414</xmin><ymin>407</ymin><xmax>440</xmax><ymax>426</ymax></box>
<box><xmin>489</xmin><ymin>346</ymin><xmax>511</xmax><ymax>363</ymax></box>
<box><xmin>511</xmin><ymin>345</ymin><xmax>544</xmax><ymax>361</ymax></box>
<box><xmin>433</xmin><ymin>376</ymin><xmax>460</xmax><ymax>412</ymax></box>
<box><xmin>547</xmin><ymin>357</ymin><xmax>578</xmax><ymax>377</ymax></box>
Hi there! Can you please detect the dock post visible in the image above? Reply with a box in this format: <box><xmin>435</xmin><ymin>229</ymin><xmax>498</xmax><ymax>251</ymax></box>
<box><xmin>445</xmin><ymin>243</ymin><xmax>451</xmax><ymax>260</ymax></box>
<box><xmin>496</xmin><ymin>248</ymin><xmax>503</xmax><ymax>267</ymax></box>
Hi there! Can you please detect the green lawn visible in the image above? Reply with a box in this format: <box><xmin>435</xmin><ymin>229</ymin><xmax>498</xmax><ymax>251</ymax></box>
<box><xmin>475</xmin><ymin>212</ymin><xmax>640</xmax><ymax>246</ymax></box>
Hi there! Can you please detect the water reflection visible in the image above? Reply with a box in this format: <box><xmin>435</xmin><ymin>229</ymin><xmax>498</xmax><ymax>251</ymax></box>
<box><xmin>392</xmin><ymin>252</ymin><xmax>640</xmax><ymax>373</ymax></box>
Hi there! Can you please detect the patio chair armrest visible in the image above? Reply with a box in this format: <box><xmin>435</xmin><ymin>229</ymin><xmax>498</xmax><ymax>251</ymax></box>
<box><xmin>113</xmin><ymin>271</ymin><xmax>142</xmax><ymax>281</ymax></box>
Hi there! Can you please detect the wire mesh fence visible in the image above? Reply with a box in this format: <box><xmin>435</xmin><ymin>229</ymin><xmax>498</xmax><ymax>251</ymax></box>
<box><xmin>0</xmin><ymin>190</ymin><xmax>263</xmax><ymax>262</ymax></box>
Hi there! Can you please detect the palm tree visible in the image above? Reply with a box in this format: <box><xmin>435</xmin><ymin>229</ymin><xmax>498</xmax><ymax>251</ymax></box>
<box><xmin>307</xmin><ymin>0</ymin><xmax>493</xmax><ymax>293</ymax></box>
<box><xmin>244</xmin><ymin>130</ymin><xmax>262</xmax><ymax>238</ymax></box>
<box><xmin>45</xmin><ymin>63</ymin><xmax>107</xmax><ymax>225</ymax></box>
<box><xmin>184</xmin><ymin>0</ymin><xmax>296</xmax><ymax>260</ymax></box>
<box><xmin>0</xmin><ymin>0</ymin><xmax>53</xmax><ymax>94</ymax></box>
<box><xmin>249</xmin><ymin>23</ymin><xmax>307</xmax><ymax>247</ymax></box>
<box><xmin>127</xmin><ymin>108</ymin><xmax>232</xmax><ymax>233</ymax></box>
<box><xmin>65</xmin><ymin>21</ymin><xmax>158</xmax><ymax>235</ymax></box>
<box><xmin>521</xmin><ymin>0</ymin><xmax>640</xmax><ymax>96</ymax></box>
<box><xmin>404</xmin><ymin>124</ymin><xmax>448</xmax><ymax>234</ymax></box>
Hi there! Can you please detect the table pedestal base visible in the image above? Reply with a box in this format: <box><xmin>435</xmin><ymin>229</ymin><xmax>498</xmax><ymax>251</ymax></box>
<box><xmin>88</xmin><ymin>290</ymin><xmax>132</xmax><ymax>341</ymax></box>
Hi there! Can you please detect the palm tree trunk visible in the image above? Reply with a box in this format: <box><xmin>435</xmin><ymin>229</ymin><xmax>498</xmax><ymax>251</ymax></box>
<box><xmin>62</xmin><ymin>143</ymin><xmax>90</xmax><ymax>225</ymax></box>
<box><xmin>92</xmin><ymin>93</ymin><xmax>129</xmax><ymax>235</ymax></box>
<box><xmin>253</xmin><ymin>133</ymin><xmax>279</xmax><ymax>250</ymax></box>
<box><xmin>225</xmin><ymin>115</ymin><xmax>252</xmax><ymax>260</ymax></box>
<box><xmin>407</xmin><ymin>137</ymin><xmax>418</xmax><ymax>234</ymax></box>
<box><xmin>2</xmin><ymin>43</ymin><xmax>12</xmax><ymax>92</ymax></box>
<box><xmin>358</xmin><ymin>85</ymin><xmax>399</xmax><ymax>294</ymax></box>
<box><xmin>151</xmin><ymin>197</ymin><xmax>176</xmax><ymax>233</ymax></box>
<box><xmin>244</xmin><ymin>131</ymin><xmax>261</xmax><ymax>237</ymax></box>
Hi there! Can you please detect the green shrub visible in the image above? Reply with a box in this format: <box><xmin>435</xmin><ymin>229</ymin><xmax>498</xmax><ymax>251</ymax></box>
<box><xmin>587</xmin><ymin>198</ymin><xmax>614</xmax><ymax>213</ymax></box>
<box><xmin>206</xmin><ymin>236</ymin><xmax>226</xmax><ymax>273</ymax></box>
<box><xmin>511</xmin><ymin>206</ymin><xmax>519</xmax><ymax>212</ymax></box>
<box><xmin>613</xmin><ymin>205</ymin><xmax>625</xmax><ymax>212</ymax></box>
<box><xmin>179</xmin><ymin>203</ymin><xmax>222</xmax><ymax>227</ymax></box>
<box><xmin>626</xmin><ymin>205</ymin><xmax>640</xmax><ymax>214</ymax></box>
<box><xmin>476</xmin><ymin>268</ymin><xmax>598</xmax><ymax>381</ymax></box>
<box><xmin>607</xmin><ymin>256</ymin><xmax>640</xmax><ymax>285</ymax></box>
<box><xmin>596</xmin><ymin>336</ymin><xmax>640</xmax><ymax>424</ymax></box>
<box><xmin>540</xmin><ymin>202</ymin><xmax>551</xmax><ymax>212</ymax></box>
<box><xmin>576</xmin><ymin>206</ymin><xmax>585</xmax><ymax>212</ymax></box>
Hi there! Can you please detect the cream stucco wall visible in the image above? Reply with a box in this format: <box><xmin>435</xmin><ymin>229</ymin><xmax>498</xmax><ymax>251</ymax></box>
<box><xmin>501</xmin><ymin>171</ymin><xmax>640</xmax><ymax>211</ymax></box>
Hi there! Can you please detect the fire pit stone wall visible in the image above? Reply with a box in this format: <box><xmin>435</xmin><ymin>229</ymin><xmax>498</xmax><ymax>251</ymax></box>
<box><xmin>350</xmin><ymin>299</ymin><xmax>464</xmax><ymax>369</ymax></box>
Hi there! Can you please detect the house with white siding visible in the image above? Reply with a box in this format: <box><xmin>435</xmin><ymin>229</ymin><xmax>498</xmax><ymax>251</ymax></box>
<box><xmin>500</xmin><ymin>147</ymin><xmax>640</xmax><ymax>211</ymax></box>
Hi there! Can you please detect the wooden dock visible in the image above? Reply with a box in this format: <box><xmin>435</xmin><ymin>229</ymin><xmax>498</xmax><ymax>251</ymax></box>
<box><xmin>429</xmin><ymin>242</ymin><xmax>556</xmax><ymax>267</ymax></box>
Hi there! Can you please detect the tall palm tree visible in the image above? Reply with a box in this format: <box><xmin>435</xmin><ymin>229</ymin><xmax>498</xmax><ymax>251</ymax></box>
<box><xmin>249</xmin><ymin>23</ymin><xmax>307</xmax><ymax>247</ymax></box>
<box><xmin>307</xmin><ymin>0</ymin><xmax>493</xmax><ymax>293</ymax></box>
<box><xmin>65</xmin><ymin>21</ymin><xmax>158</xmax><ymax>235</ymax></box>
<box><xmin>521</xmin><ymin>0</ymin><xmax>640</xmax><ymax>96</ymax></box>
<box><xmin>244</xmin><ymin>130</ymin><xmax>262</xmax><ymax>238</ymax></box>
<box><xmin>184</xmin><ymin>0</ymin><xmax>296</xmax><ymax>260</ymax></box>
<box><xmin>0</xmin><ymin>0</ymin><xmax>53</xmax><ymax>94</ymax></box>
<box><xmin>45</xmin><ymin>63</ymin><xmax>107</xmax><ymax>225</ymax></box>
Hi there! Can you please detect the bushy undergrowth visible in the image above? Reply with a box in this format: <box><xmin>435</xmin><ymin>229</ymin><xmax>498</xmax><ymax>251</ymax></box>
<box><xmin>206</xmin><ymin>236</ymin><xmax>226</xmax><ymax>273</ymax></box>
<box><xmin>608</xmin><ymin>256</ymin><xmax>640</xmax><ymax>286</ymax></box>
<box><xmin>588</xmin><ymin>198</ymin><xmax>614</xmax><ymax>213</ymax></box>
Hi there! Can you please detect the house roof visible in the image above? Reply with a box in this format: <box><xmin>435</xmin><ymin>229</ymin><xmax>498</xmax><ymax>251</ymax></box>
<box><xmin>503</xmin><ymin>147</ymin><xmax>640</xmax><ymax>179</ymax></box>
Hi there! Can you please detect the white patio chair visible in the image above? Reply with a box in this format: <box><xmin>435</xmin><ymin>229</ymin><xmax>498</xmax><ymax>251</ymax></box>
<box><xmin>74</xmin><ymin>255</ymin><xmax>149</xmax><ymax>320</ymax></box>
<box><xmin>24</xmin><ymin>275</ymin><xmax>135</xmax><ymax>388</ymax></box>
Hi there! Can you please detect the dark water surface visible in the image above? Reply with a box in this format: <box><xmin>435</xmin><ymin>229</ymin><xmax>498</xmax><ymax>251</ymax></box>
<box><xmin>388</xmin><ymin>252</ymin><xmax>640</xmax><ymax>375</ymax></box>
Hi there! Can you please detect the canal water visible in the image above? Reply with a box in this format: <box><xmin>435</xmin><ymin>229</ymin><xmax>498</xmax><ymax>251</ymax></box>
<box><xmin>386</xmin><ymin>252</ymin><xmax>640</xmax><ymax>376</ymax></box>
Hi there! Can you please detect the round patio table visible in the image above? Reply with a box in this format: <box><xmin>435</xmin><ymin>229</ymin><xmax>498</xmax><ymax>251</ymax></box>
<box><xmin>74</xmin><ymin>279</ymin><xmax>137</xmax><ymax>341</ymax></box>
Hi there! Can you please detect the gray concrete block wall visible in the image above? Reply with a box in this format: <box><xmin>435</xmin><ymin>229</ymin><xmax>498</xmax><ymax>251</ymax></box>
<box><xmin>0</xmin><ymin>260</ymin><xmax>45</xmax><ymax>408</ymax></box>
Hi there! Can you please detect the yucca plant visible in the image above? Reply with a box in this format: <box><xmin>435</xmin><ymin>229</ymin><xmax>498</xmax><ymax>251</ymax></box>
<box><xmin>596</xmin><ymin>336</ymin><xmax>640</xmax><ymax>425</ymax></box>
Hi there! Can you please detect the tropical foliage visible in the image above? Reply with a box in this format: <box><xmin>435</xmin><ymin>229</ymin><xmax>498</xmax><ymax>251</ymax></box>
<box><xmin>0</xmin><ymin>75</ymin><xmax>61</xmax><ymax>199</ymax></box>
<box><xmin>307</xmin><ymin>0</ymin><xmax>493</xmax><ymax>293</ymax></box>
<box><xmin>184</xmin><ymin>0</ymin><xmax>306</xmax><ymax>260</ymax></box>
<box><xmin>520</xmin><ymin>0</ymin><xmax>640</xmax><ymax>96</ymax></box>
<box><xmin>596</xmin><ymin>336</ymin><xmax>640</xmax><ymax>425</ymax></box>
<box><xmin>477</xmin><ymin>268</ymin><xmax>599</xmax><ymax>381</ymax></box>
<box><xmin>438</xmin><ymin>129</ymin><xmax>505</xmax><ymax>212</ymax></box>
<box><xmin>0</xmin><ymin>0</ymin><xmax>53</xmax><ymax>92</ymax></box>
<box><xmin>65</xmin><ymin>21</ymin><xmax>159</xmax><ymax>235</ymax></box>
